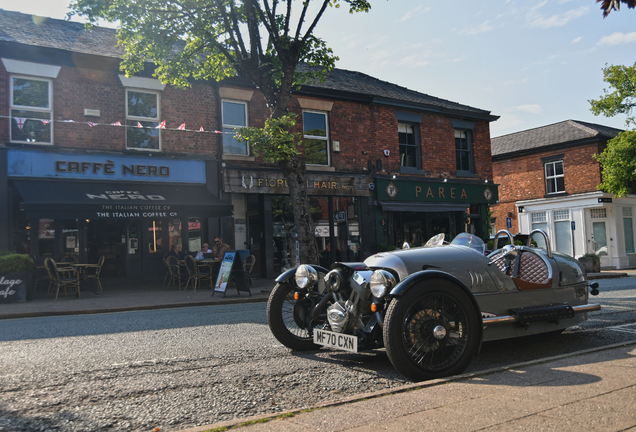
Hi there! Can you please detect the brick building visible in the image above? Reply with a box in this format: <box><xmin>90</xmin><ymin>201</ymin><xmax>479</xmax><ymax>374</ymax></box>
<box><xmin>0</xmin><ymin>10</ymin><xmax>230</xmax><ymax>283</ymax></box>
<box><xmin>0</xmin><ymin>9</ymin><xmax>501</xmax><ymax>281</ymax></box>
<box><xmin>491</xmin><ymin>120</ymin><xmax>633</xmax><ymax>269</ymax></box>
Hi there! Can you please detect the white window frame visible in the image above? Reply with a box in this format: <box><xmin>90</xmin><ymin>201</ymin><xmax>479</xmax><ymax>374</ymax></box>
<box><xmin>545</xmin><ymin>160</ymin><xmax>565</xmax><ymax>194</ymax></box>
<box><xmin>303</xmin><ymin>110</ymin><xmax>330</xmax><ymax>166</ymax></box>
<box><xmin>125</xmin><ymin>89</ymin><xmax>161</xmax><ymax>151</ymax></box>
<box><xmin>10</xmin><ymin>75</ymin><xmax>53</xmax><ymax>145</ymax></box>
<box><xmin>222</xmin><ymin>99</ymin><xmax>249</xmax><ymax>155</ymax></box>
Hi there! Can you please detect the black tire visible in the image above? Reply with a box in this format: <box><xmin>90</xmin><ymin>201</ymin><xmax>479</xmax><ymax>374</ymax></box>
<box><xmin>267</xmin><ymin>282</ymin><xmax>319</xmax><ymax>351</ymax></box>
<box><xmin>384</xmin><ymin>279</ymin><xmax>481</xmax><ymax>382</ymax></box>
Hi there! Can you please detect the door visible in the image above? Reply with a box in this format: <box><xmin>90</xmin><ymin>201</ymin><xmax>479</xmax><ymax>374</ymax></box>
<box><xmin>587</xmin><ymin>208</ymin><xmax>609</xmax><ymax>268</ymax></box>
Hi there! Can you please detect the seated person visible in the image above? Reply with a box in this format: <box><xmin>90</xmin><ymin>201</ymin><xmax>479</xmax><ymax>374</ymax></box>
<box><xmin>195</xmin><ymin>243</ymin><xmax>211</xmax><ymax>260</ymax></box>
<box><xmin>167</xmin><ymin>244</ymin><xmax>185</xmax><ymax>261</ymax></box>
<box><xmin>211</xmin><ymin>236</ymin><xmax>231</xmax><ymax>260</ymax></box>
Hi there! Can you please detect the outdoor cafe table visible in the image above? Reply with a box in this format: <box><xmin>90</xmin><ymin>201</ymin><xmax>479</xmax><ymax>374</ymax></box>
<box><xmin>197</xmin><ymin>259</ymin><xmax>221</xmax><ymax>281</ymax></box>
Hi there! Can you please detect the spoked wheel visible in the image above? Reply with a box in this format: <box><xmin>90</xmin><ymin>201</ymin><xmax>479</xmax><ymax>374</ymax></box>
<box><xmin>267</xmin><ymin>282</ymin><xmax>320</xmax><ymax>351</ymax></box>
<box><xmin>384</xmin><ymin>279</ymin><xmax>481</xmax><ymax>381</ymax></box>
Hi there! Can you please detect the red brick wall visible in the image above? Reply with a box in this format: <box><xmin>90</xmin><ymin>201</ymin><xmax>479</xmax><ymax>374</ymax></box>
<box><xmin>1</xmin><ymin>62</ymin><xmax>220</xmax><ymax>155</ymax></box>
<box><xmin>491</xmin><ymin>143</ymin><xmax>602</xmax><ymax>232</ymax></box>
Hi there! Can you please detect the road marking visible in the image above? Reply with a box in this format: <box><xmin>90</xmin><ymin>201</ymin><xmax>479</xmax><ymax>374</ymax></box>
<box><xmin>605</xmin><ymin>323</ymin><xmax>636</xmax><ymax>334</ymax></box>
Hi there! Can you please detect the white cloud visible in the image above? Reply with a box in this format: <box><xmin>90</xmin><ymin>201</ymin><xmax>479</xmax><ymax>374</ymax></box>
<box><xmin>397</xmin><ymin>54</ymin><xmax>429</xmax><ymax>68</ymax></box>
<box><xmin>459</xmin><ymin>21</ymin><xmax>493</xmax><ymax>36</ymax></box>
<box><xmin>399</xmin><ymin>6</ymin><xmax>431</xmax><ymax>23</ymax></box>
<box><xmin>527</xmin><ymin>6</ymin><xmax>589</xmax><ymax>28</ymax></box>
<box><xmin>513</xmin><ymin>104</ymin><xmax>543</xmax><ymax>114</ymax></box>
<box><xmin>572</xmin><ymin>36</ymin><xmax>582</xmax><ymax>43</ymax></box>
<box><xmin>491</xmin><ymin>114</ymin><xmax>526</xmax><ymax>136</ymax></box>
<box><xmin>597</xmin><ymin>32</ymin><xmax>636</xmax><ymax>46</ymax></box>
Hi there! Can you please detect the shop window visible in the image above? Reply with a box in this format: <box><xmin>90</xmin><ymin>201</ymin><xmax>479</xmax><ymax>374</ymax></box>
<box><xmin>455</xmin><ymin>129</ymin><xmax>473</xmax><ymax>174</ymax></box>
<box><xmin>554</xmin><ymin>210</ymin><xmax>572</xmax><ymax>256</ymax></box>
<box><xmin>545</xmin><ymin>160</ymin><xmax>565</xmax><ymax>194</ymax></box>
<box><xmin>10</xmin><ymin>76</ymin><xmax>53</xmax><ymax>144</ymax></box>
<box><xmin>63</xmin><ymin>220</ymin><xmax>80</xmax><ymax>256</ymax></box>
<box><xmin>169</xmin><ymin>219</ymin><xmax>182</xmax><ymax>251</ymax></box>
<box><xmin>531</xmin><ymin>212</ymin><xmax>548</xmax><ymax>249</ymax></box>
<box><xmin>399</xmin><ymin>122</ymin><xmax>419</xmax><ymax>170</ymax></box>
<box><xmin>126</xmin><ymin>89</ymin><xmax>160</xmax><ymax>150</ymax></box>
<box><xmin>222</xmin><ymin>100</ymin><xmax>248</xmax><ymax>155</ymax></box>
<box><xmin>38</xmin><ymin>219</ymin><xmax>55</xmax><ymax>256</ymax></box>
<box><xmin>148</xmin><ymin>221</ymin><xmax>163</xmax><ymax>253</ymax></box>
<box><xmin>303</xmin><ymin>111</ymin><xmax>329</xmax><ymax>166</ymax></box>
<box><xmin>623</xmin><ymin>207</ymin><xmax>635</xmax><ymax>254</ymax></box>
<box><xmin>188</xmin><ymin>217</ymin><xmax>202</xmax><ymax>252</ymax></box>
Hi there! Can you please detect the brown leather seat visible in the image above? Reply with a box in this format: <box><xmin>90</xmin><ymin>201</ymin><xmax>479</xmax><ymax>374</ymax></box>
<box><xmin>494</xmin><ymin>249</ymin><xmax>552</xmax><ymax>290</ymax></box>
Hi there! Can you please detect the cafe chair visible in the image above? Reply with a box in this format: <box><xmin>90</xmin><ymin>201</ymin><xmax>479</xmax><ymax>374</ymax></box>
<box><xmin>166</xmin><ymin>255</ymin><xmax>183</xmax><ymax>290</ymax></box>
<box><xmin>83</xmin><ymin>255</ymin><xmax>105</xmax><ymax>292</ymax></box>
<box><xmin>60</xmin><ymin>254</ymin><xmax>79</xmax><ymax>264</ymax></box>
<box><xmin>184</xmin><ymin>255</ymin><xmax>211</xmax><ymax>292</ymax></box>
<box><xmin>32</xmin><ymin>262</ymin><xmax>53</xmax><ymax>295</ymax></box>
<box><xmin>45</xmin><ymin>257</ymin><xmax>80</xmax><ymax>301</ymax></box>
<box><xmin>243</xmin><ymin>254</ymin><xmax>256</xmax><ymax>288</ymax></box>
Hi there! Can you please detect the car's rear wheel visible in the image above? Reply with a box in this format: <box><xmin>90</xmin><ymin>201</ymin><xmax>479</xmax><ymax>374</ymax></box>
<box><xmin>384</xmin><ymin>279</ymin><xmax>481</xmax><ymax>381</ymax></box>
<box><xmin>267</xmin><ymin>282</ymin><xmax>320</xmax><ymax>351</ymax></box>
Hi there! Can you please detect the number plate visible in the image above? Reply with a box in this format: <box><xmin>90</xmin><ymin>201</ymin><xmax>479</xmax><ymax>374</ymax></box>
<box><xmin>313</xmin><ymin>329</ymin><xmax>358</xmax><ymax>353</ymax></box>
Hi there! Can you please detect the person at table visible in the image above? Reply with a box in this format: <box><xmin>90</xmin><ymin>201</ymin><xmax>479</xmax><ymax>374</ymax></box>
<box><xmin>195</xmin><ymin>242</ymin><xmax>211</xmax><ymax>260</ymax></box>
<box><xmin>211</xmin><ymin>236</ymin><xmax>230</xmax><ymax>259</ymax></box>
<box><xmin>167</xmin><ymin>244</ymin><xmax>185</xmax><ymax>260</ymax></box>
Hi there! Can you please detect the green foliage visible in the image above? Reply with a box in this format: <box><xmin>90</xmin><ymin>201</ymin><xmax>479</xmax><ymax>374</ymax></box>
<box><xmin>594</xmin><ymin>130</ymin><xmax>636</xmax><ymax>197</ymax></box>
<box><xmin>589</xmin><ymin>62</ymin><xmax>636</xmax><ymax>127</ymax></box>
<box><xmin>237</xmin><ymin>114</ymin><xmax>301</xmax><ymax>164</ymax></box>
<box><xmin>0</xmin><ymin>253</ymin><xmax>33</xmax><ymax>273</ymax></box>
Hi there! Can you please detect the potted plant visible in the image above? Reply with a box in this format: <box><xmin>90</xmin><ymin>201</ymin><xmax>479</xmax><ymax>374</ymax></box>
<box><xmin>578</xmin><ymin>253</ymin><xmax>601</xmax><ymax>273</ymax></box>
<box><xmin>0</xmin><ymin>252</ymin><xmax>33</xmax><ymax>303</ymax></box>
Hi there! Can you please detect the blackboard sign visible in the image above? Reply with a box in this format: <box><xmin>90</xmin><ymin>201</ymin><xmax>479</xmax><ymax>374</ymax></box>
<box><xmin>213</xmin><ymin>251</ymin><xmax>251</xmax><ymax>297</ymax></box>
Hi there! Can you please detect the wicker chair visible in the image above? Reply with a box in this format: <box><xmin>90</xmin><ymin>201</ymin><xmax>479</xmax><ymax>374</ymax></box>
<box><xmin>184</xmin><ymin>255</ymin><xmax>212</xmax><ymax>292</ymax></box>
<box><xmin>45</xmin><ymin>257</ymin><xmax>80</xmax><ymax>300</ymax></box>
<box><xmin>166</xmin><ymin>255</ymin><xmax>183</xmax><ymax>290</ymax></box>
<box><xmin>83</xmin><ymin>255</ymin><xmax>105</xmax><ymax>292</ymax></box>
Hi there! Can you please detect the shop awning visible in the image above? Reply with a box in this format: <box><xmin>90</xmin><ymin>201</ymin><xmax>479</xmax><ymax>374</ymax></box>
<box><xmin>380</xmin><ymin>201</ymin><xmax>469</xmax><ymax>213</ymax></box>
<box><xmin>12</xmin><ymin>180</ymin><xmax>233</xmax><ymax>220</ymax></box>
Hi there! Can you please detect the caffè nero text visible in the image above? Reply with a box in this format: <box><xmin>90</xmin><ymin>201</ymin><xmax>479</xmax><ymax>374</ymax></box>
<box><xmin>55</xmin><ymin>160</ymin><xmax>170</xmax><ymax>177</ymax></box>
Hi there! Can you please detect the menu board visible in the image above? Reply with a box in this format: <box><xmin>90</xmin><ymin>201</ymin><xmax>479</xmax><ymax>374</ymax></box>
<box><xmin>213</xmin><ymin>251</ymin><xmax>251</xmax><ymax>296</ymax></box>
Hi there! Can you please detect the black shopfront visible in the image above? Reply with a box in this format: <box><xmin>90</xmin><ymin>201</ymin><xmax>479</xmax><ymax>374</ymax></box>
<box><xmin>2</xmin><ymin>148</ymin><xmax>231</xmax><ymax>284</ymax></box>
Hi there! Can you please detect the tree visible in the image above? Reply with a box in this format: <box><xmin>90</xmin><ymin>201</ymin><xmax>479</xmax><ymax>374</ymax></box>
<box><xmin>590</xmin><ymin>62</ymin><xmax>636</xmax><ymax>196</ymax></box>
<box><xmin>597</xmin><ymin>0</ymin><xmax>636</xmax><ymax>17</ymax></box>
<box><xmin>70</xmin><ymin>0</ymin><xmax>371</xmax><ymax>266</ymax></box>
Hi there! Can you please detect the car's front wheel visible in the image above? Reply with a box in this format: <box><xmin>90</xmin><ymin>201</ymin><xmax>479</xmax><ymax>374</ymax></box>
<box><xmin>384</xmin><ymin>279</ymin><xmax>481</xmax><ymax>381</ymax></box>
<box><xmin>267</xmin><ymin>282</ymin><xmax>320</xmax><ymax>351</ymax></box>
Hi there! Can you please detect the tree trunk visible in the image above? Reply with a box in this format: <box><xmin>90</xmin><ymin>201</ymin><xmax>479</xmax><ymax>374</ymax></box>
<box><xmin>280</xmin><ymin>154</ymin><xmax>320</xmax><ymax>265</ymax></box>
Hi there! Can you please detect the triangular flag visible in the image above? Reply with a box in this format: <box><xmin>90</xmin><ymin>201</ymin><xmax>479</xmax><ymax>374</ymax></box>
<box><xmin>137</xmin><ymin>122</ymin><xmax>143</xmax><ymax>128</ymax></box>
<box><xmin>213</xmin><ymin>130</ymin><xmax>223</xmax><ymax>134</ymax></box>
<box><xmin>87</xmin><ymin>122</ymin><xmax>96</xmax><ymax>128</ymax></box>
<box><xmin>15</xmin><ymin>117</ymin><xmax>26</xmax><ymax>130</ymax></box>
<box><xmin>111</xmin><ymin>121</ymin><xmax>121</xmax><ymax>126</ymax></box>
<box><xmin>156</xmin><ymin>120</ymin><xmax>166</xmax><ymax>129</ymax></box>
<box><xmin>177</xmin><ymin>123</ymin><xmax>186</xmax><ymax>130</ymax></box>
<box><xmin>41</xmin><ymin>119</ymin><xmax>50</xmax><ymax>125</ymax></box>
<box><xmin>61</xmin><ymin>120</ymin><xmax>75</xmax><ymax>123</ymax></box>
<box><xmin>198</xmin><ymin>126</ymin><xmax>204</xmax><ymax>132</ymax></box>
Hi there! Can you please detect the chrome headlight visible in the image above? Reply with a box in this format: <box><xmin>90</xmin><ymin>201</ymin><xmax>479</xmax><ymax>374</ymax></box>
<box><xmin>324</xmin><ymin>269</ymin><xmax>344</xmax><ymax>292</ymax></box>
<box><xmin>295</xmin><ymin>265</ymin><xmax>318</xmax><ymax>290</ymax></box>
<box><xmin>369</xmin><ymin>270</ymin><xmax>397</xmax><ymax>298</ymax></box>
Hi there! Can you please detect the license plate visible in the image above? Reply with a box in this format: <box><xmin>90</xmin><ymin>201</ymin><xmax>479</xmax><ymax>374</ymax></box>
<box><xmin>313</xmin><ymin>329</ymin><xmax>358</xmax><ymax>353</ymax></box>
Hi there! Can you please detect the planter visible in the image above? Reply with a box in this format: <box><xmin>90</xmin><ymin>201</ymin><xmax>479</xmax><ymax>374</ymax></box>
<box><xmin>578</xmin><ymin>257</ymin><xmax>600</xmax><ymax>273</ymax></box>
<box><xmin>0</xmin><ymin>272</ymin><xmax>30</xmax><ymax>303</ymax></box>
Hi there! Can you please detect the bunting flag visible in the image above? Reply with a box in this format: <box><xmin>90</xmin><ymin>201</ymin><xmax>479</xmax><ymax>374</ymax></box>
<box><xmin>214</xmin><ymin>130</ymin><xmax>223</xmax><ymax>134</ymax></box>
<box><xmin>177</xmin><ymin>123</ymin><xmax>186</xmax><ymax>130</ymax></box>
<box><xmin>15</xmin><ymin>117</ymin><xmax>26</xmax><ymax>130</ymax></box>
<box><xmin>198</xmin><ymin>126</ymin><xmax>204</xmax><ymax>132</ymax></box>
<box><xmin>156</xmin><ymin>120</ymin><xmax>166</xmax><ymax>129</ymax></box>
<box><xmin>61</xmin><ymin>120</ymin><xmax>75</xmax><ymax>123</ymax></box>
<box><xmin>41</xmin><ymin>119</ymin><xmax>50</xmax><ymax>125</ymax></box>
<box><xmin>87</xmin><ymin>122</ymin><xmax>96</xmax><ymax>128</ymax></box>
<box><xmin>111</xmin><ymin>121</ymin><xmax>122</xmax><ymax>126</ymax></box>
<box><xmin>137</xmin><ymin>121</ymin><xmax>143</xmax><ymax>128</ymax></box>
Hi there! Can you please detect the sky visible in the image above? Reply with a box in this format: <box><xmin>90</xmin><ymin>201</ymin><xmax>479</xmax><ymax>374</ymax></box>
<box><xmin>1</xmin><ymin>0</ymin><xmax>634</xmax><ymax>137</ymax></box>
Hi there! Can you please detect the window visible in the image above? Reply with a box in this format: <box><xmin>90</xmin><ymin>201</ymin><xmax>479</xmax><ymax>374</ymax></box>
<box><xmin>455</xmin><ymin>129</ymin><xmax>473</xmax><ymax>173</ymax></box>
<box><xmin>126</xmin><ymin>90</ymin><xmax>160</xmax><ymax>150</ymax></box>
<box><xmin>553</xmin><ymin>210</ymin><xmax>572</xmax><ymax>256</ymax></box>
<box><xmin>545</xmin><ymin>160</ymin><xmax>564</xmax><ymax>194</ymax></box>
<box><xmin>623</xmin><ymin>207</ymin><xmax>634</xmax><ymax>254</ymax></box>
<box><xmin>531</xmin><ymin>212</ymin><xmax>548</xmax><ymax>249</ymax></box>
<box><xmin>10</xmin><ymin>76</ymin><xmax>53</xmax><ymax>144</ymax></box>
<box><xmin>399</xmin><ymin>122</ymin><xmax>419</xmax><ymax>169</ymax></box>
<box><xmin>303</xmin><ymin>111</ymin><xmax>329</xmax><ymax>165</ymax></box>
<box><xmin>222</xmin><ymin>100</ymin><xmax>248</xmax><ymax>155</ymax></box>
